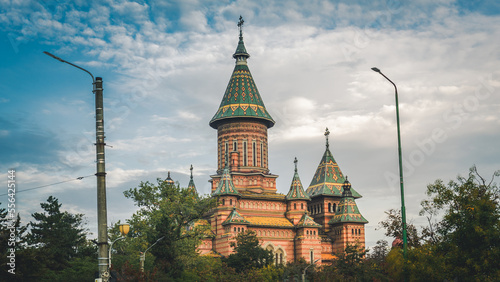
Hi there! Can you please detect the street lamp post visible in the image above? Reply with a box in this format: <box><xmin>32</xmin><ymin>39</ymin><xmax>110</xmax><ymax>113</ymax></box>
<box><xmin>371</xmin><ymin>67</ymin><xmax>408</xmax><ymax>259</ymax></box>
<box><xmin>109</xmin><ymin>224</ymin><xmax>130</xmax><ymax>269</ymax></box>
<box><xmin>302</xmin><ymin>259</ymin><xmax>320</xmax><ymax>282</ymax></box>
<box><xmin>44</xmin><ymin>51</ymin><xmax>110</xmax><ymax>281</ymax></box>
<box><xmin>140</xmin><ymin>236</ymin><xmax>165</xmax><ymax>272</ymax></box>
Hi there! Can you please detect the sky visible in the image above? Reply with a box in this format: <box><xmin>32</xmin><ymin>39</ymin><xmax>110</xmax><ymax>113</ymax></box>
<box><xmin>1</xmin><ymin>0</ymin><xmax>499</xmax><ymax>250</ymax></box>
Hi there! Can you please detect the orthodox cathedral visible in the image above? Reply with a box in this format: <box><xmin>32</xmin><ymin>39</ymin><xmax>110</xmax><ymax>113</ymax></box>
<box><xmin>188</xmin><ymin>18</ymin><xmax>367</xmax><ymax>264</ymax></box>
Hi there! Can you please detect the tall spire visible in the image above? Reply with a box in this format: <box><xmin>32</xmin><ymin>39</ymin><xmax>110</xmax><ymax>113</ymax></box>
<box><xmin>306</xmin><ymin>129</ymin><xmax>362</xmax><ymax>198</ymax></box>
<box><xmin>234</xmin><ymin>15</ymin><xmax>249</xmax><ymax>62</ymax></box>
<box><xmin>209</xmin><ymin>16</ymin><xmax>274</xmax><ymax>129</ymax></box>
<box><xmin>286</xmin><ymin>158</ymin><xmax>310</xmax><ymax>200</ymax></box>
<box><xmin>188</xmin><ymin>164</ymin><xmax>197</xmax><ymax>193</ymax></box>
<box><xmin>212</xmin><ymin>154</ymin><xmax>240</xmax><ymax>196</ymax></box>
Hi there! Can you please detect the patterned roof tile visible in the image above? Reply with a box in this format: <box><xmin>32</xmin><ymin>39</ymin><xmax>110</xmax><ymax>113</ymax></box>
<box><xmin>246</xmin><ymin>217</ymin><xmax>294</xmax><ymax>227</ymax></box>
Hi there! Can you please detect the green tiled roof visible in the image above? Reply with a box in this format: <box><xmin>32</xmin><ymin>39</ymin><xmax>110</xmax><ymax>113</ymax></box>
<box><xmin>329</xmin><ymin>180</ymin><xmax>368</xmax><ymax>224</ymax></box>
<box><xmin>209</xmin><ymin>28</ymin><xmax>274</xmax><ymax>129</ymax></box>
<box><xmin>212</xmin><ymin>166</ymin><xmax>241</xmax><ymax>196</ymax></box>
<box><xmin>306</xmin><ymin>129</ymin><xmax>361</xmax><ymax>198</ymax></box>
<box><xmin>286</xmin><ymin>158</ymin><xmax>310</xmax><ymax>201</ymax></box>
<box><xmin>222</xmin><ymin>208</ymin><xmax>250</xmax><ymax>225</ymax></box>
<box><xmin>297</xmin><ymin>213</ymin><xmax>322</xmax><ymax>228</ymax></box>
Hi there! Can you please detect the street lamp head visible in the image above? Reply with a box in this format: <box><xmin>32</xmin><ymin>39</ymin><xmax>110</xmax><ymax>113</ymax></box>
<box><xmin>119</xmin><ymin>224</ymin><xmax>130</xmax><ymax>236</ymax></box>
<box><xmin>371</xmin><ymin>67</ymin><xmax>381</xmax><ymax>73</ymax></box>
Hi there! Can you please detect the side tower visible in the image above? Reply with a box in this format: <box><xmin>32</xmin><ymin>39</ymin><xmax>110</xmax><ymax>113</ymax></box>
<box><xmin>329</xmin><ymin>178</ymin><xmax>368</xmax><ymax>251</ymax></box>
<box><xmin>306</xmin><ymin>128</ymin><xmax>361</xmax><ymax>232</ymax></box>
<box><xmin>209</xmin><ymin>17</ymin><xmax>277</xmax><ymax>194</ymax></box>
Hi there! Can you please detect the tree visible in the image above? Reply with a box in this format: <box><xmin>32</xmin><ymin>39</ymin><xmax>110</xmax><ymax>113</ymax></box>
<box><xmin>26</xmin><ymin>196</ymin><xmax>90</xmax><ymax>273</ymax></box>
<box><xmin>378</xmin><ymin>208</ymin><xmax>421</xmax><ymax>247</ymax></box>
<box><xmin>224</xmin><ymin>230</ymin><xmax>274</xmax><ymax>272</ymax></box>
<box><xmin>124</xmin><ymin>179</ymin><xmax>217</xmax><ymax>278</ymax></box>
<box><xmin>422</xmin><ymin>166</ymin><xmax>500</xmax><ymax>280</ymax></box>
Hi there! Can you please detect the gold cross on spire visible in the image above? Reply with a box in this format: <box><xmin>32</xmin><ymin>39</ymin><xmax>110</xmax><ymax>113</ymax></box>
<box><xmin>294</xmin><ymin>157</ymin><xmax>298</xmax><ymax>173</ymax></box>
<box><xmin>325</xmin><ymin>127</ymin><xmax>330</xmax><ymax>148</ymax></box>
<box><xmin>190</xmin><ymin>164</ymin><xmax>193</xmax><ymax>179</ymax></box>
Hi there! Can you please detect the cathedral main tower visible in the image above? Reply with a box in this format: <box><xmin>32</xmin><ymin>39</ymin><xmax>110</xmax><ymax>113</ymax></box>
<box><xmin>209</xmin><ymin>17</ymin><xmax>278</xmax><ymax>194</ymax></box>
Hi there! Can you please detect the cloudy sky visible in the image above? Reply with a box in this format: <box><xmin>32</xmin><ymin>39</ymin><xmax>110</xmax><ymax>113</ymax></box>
<box><xmin>1</xmin><ymin>0</ymin><xmax>499</xmax><ymax>249</ymax></box>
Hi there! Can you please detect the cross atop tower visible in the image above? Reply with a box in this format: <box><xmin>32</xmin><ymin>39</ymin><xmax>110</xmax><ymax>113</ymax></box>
<box><xmin>238</xmin><ymin>15</ymin><xmax>244</xmax><ymax>35</ymax></box>
<box><xmin>325</xmin><ymin>127</ymin><xmax>330</xmax><ymax>149</ymax></box>
<box><xmin>294</xmin><ymin>157</ymin><xmax>298</xmax><ymax>173</ymax></box>
<box><xmin>190</xmin><ymin>164</ymin><xmax>193</xmax><ymax>179</ymax></box>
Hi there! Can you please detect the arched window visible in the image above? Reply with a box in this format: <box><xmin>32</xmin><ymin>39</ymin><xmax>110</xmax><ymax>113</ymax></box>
<box><xmin>301</xmin><ymin>203</ymin><xmax>304</xmax><ymax>209</ymax></box>
<box><xmin>352</xmin><ymin>229</ymin><xmax>354</xmax><ymax>235</ymax></box>
<box><xmin>328</xmin><ymin>203</ymin><xmax>332</xmax><ymax>212</ymax></box>
<box><xmin>234</xmin><ymin>227</ymin><xmax>236</xmax><ymax>232</ymax></box>
<box><xmin>294</xmin><ymin>203</ymin><xmax>297</xmax><ymax>210</ymax></box>
<box><xmin>333</xmin><ymin>203</ymin><xmax>337</xmax><ymax>212</ymax></box>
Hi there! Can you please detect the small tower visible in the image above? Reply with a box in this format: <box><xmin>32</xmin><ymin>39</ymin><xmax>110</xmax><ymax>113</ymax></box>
<box><xmin>306</xmin><ymin>128</ymin><xmax>361</xmax><ymax>232</ymax></box>
<box><xmin>187</xmin><ymin>165</ymin><xmax>197</xmax><ymax>195</ymax></box>
<box><xmin>295</xmin><ymin>212</ymin><xmax>322</xmax><ymax>263</ymax></box>
<box><xmin>164</xmin><ymin>171</ymin><xmax>174</xmax><ymax>185</ymax></box>
<box><xmin>285</xmin><ymin>158</ymin><xmax>310</xmax><ymax>225</ymax></box>
<box><xmin>329</xmin><ymin>177</ymin><xmax>368</xmax><ymax>252</ymax></box>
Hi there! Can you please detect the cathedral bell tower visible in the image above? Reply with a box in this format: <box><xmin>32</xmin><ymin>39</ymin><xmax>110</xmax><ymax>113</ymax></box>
<box><xmin>209</xmin><ymin>16</ymin><xmax>277</xmax><ymax>194</ymax></box>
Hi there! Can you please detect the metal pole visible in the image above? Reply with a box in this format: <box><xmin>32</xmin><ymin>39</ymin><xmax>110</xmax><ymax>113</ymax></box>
<box><xmin>302</xmin><ymin>259</ymin><xmax>319</xmax><ymax>282</ymax></box>
<box><xmin>43</xmin><ymin>52</ymin><xmax>109</xmax><ymax>281</ymax></box>
<box><xmin>109</xmin><ymin>237</ymin><xmax>125</xmax><ymax>270</ymax></box>
<box><xmin>371</xmin><ymin>67</ymin><xmax>407</xmax><ymax>258</ymax></box>
<box><xmin>95</xmin><ymin>77</ymin><xmax>110</xmax><ymax>281</ymax></box>
<box><xmin>140</xmin><ymin>236</ymin><xmax>165</xmax><ymax>272</ymax></box>
<box><xmin>371</xmin><ymin>67</ymin><xmax>408</xmax><ymax>279</ymax></box>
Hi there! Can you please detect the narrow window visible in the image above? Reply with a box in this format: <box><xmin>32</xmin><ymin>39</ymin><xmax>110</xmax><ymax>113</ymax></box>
<box><xmin>230</xmin><ymin>199</ymin><xmax>233</xmax><ymax>205</ymax></box>
<box><xmin>328</xmin><ymin>203</ymin><xmax>332</xmax><ymax>212</ymax></box>
<box><xmin>301</xmin><ymin>203</ymin><xmax>304</xmax><ymax>210</ymax></box>
<box><xmin>220</xmin><ymin>144</ymin><xmax>223</xmax><ymax>168</ymax></box>
<box><xmin>222</xmin><ymin>199</ymin><xmax>225</xmax><ymax>205</ymax></box>
<box><xmin>234</xmin><ymin>227</ymin><xmax>236</xmax><ymax>232</ymax></box>
<box><xmin>243</xmin><ymin>141</ymin><xmax>247</xmax><ymax>166</ymax></box>
<box><xmin>253</xmin><ymin>142</ymin><xmax>256</xmax><ymax>166</ymax></box>
<box><xmin>310</xmin><ymin>249</ymin><xmax>314</xmax><ymax>264</ymax></box>
<box><xmin>352</xmin><ymin>229</ymin><xmax>354</xmax><ymax>235</ymax></box>
<box><xmin>294</xmin><ymin>203</ymin><xmax>297</xmax><ymax>210</ymax></box>
<box><xmin>333</xmin><ymin>203</ymin><xmax>337</xmax><ymax>212</ymax></box>
<box><xmin>260</xmin><ymin>142</ymin><xmax>264</xmax><ymax>167</ymax></box>
<box><xmin>233</xmin><ymin>140</ymin><xmax>237</xmax><ymax>151</ymax></box>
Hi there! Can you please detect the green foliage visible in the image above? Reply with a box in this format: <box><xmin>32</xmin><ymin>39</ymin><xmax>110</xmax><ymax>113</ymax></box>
<box><xmin>421</xmin><ymin>166</ymin><xmax>500</xmax><ymax>280</ymax></box>
<box><xmin>378</xmin><ymin>208</ymin><xmax>421</xmax><ymax>247</ymax></box>
<box><xmin>382</xmin><ymin>166</ymin><xmax>500</xmax><ymax>281</ymax></box>
<box><xmin>224</xmin><ymin>230</ymin><xmax>274</xmax><ymax>272</ymax></box>
<box><xmin>123</xmin><ymin>178</ymin><xmax>217</xmax><ymax>278</ymax></box>
<box><xmin>27</xmin><ymin>196</ymin><xmax>89</xmax><ymax>270</ymax></box>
